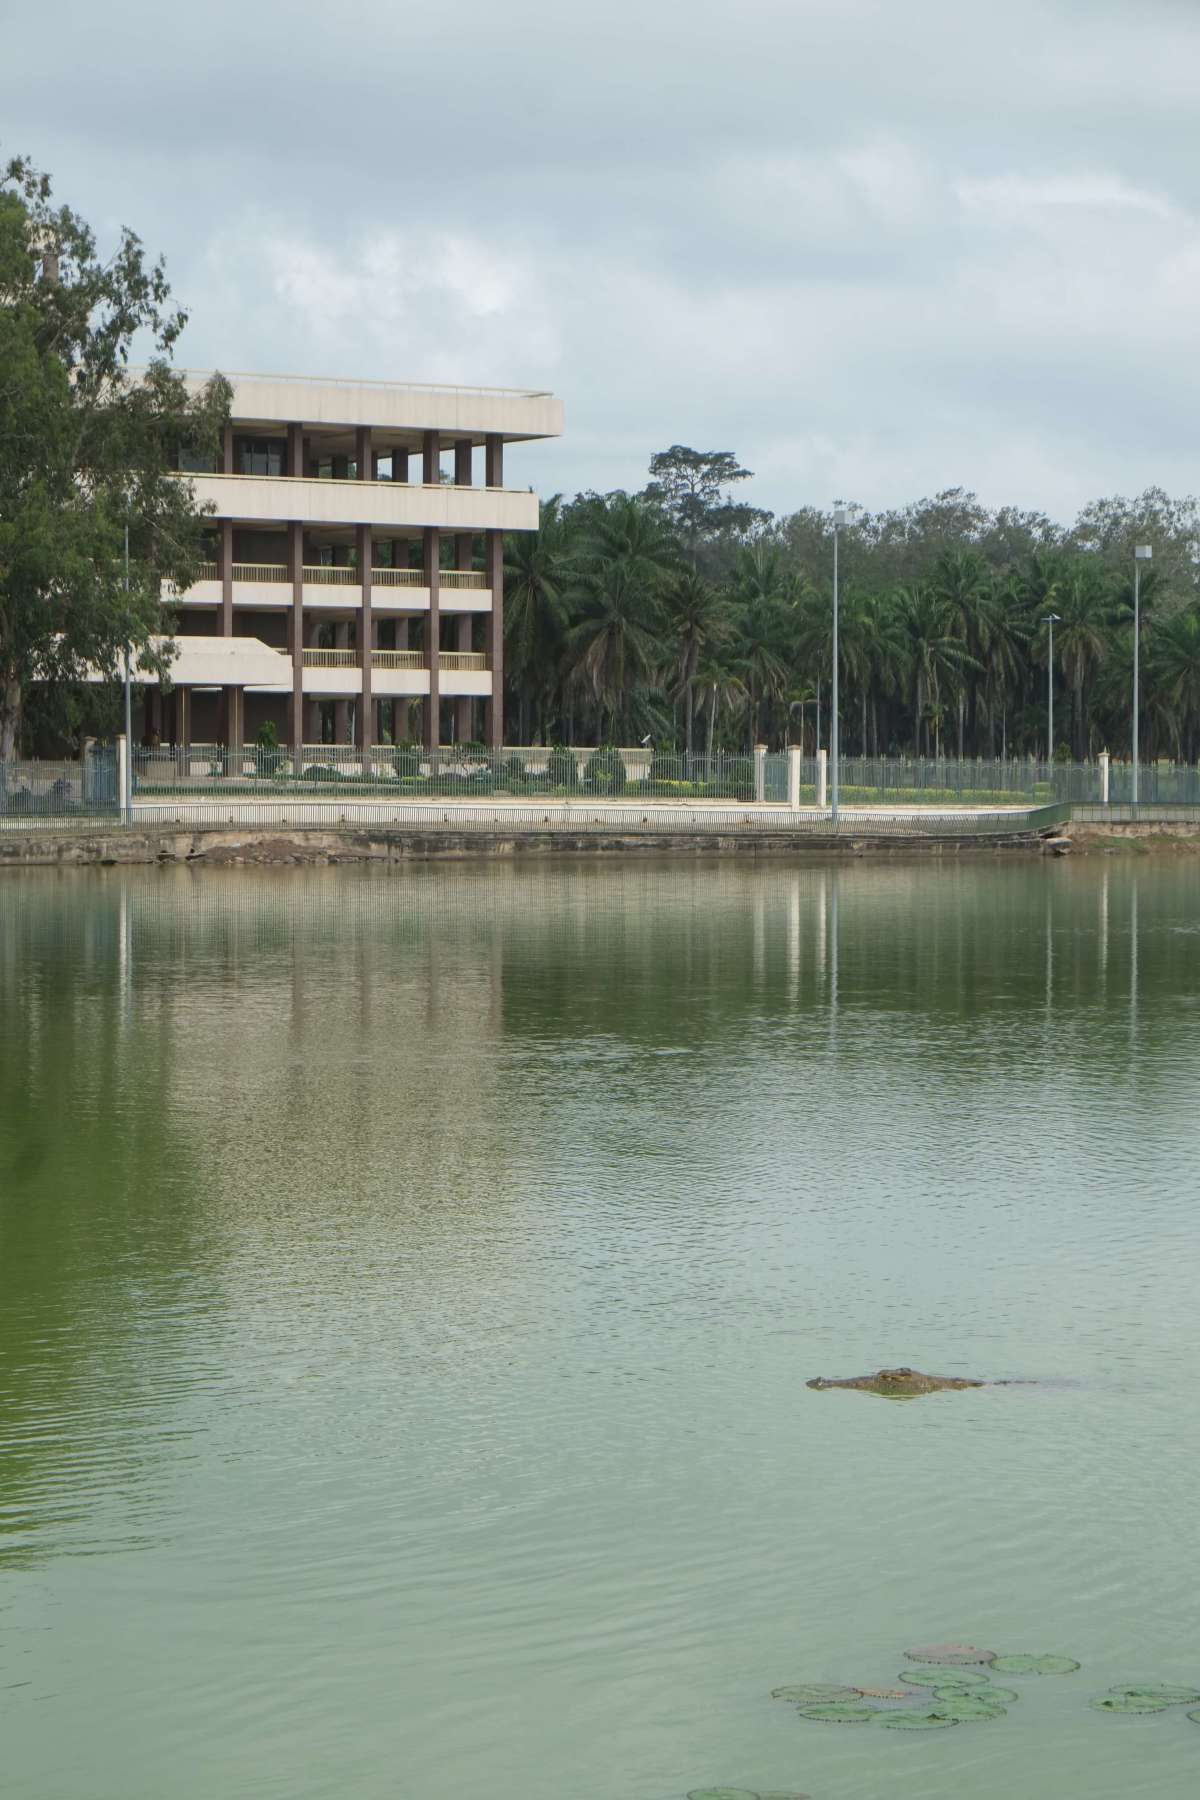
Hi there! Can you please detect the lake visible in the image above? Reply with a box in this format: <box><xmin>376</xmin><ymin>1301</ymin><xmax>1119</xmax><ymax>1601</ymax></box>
<box><xmin>2</xmin><ymin>856</ymin><xmax>1199</xmax><ymax>1799</ymax></box>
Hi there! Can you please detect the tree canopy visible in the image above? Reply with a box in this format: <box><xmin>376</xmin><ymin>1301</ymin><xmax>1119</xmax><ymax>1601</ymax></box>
<box><xmin>504</xmin><ymin>462</ymin><xmax>1200</xmax><ymax>759</ymax></box>
<box><xmin>0</xmin><ymin>156</ymin><xmax>229</xmax><ymax>757</ymax></box>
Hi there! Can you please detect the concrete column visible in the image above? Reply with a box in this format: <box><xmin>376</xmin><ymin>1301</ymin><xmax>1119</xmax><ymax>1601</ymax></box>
<box><xmin>223</xmin><ymin>687</ymin><xmax>243</xmax><ymax>752</ymax></box>
<box><xmin>392</xmin><ymin>447</ymin><xmax>408</xmax><ymax>483</ymax></box>
<box><xmin>422</xmin><ymin>431</ymin><xmax>439</xmax><ymax>486</ymax></box>
<box><xmin>485</xmin><ymin>528</ymin><xmax>504</xmax><ymax>748</ymax></box>
<box><xmin>289</xmin><ymin>520</ymin><xmax>304</xmax><ymax>761</ymax></box>
<box><xmin>456</xmin><ymin>532</ymin><xmax>473</xmax><ymax>572</ymax></box>
<box><xmin>454</xmin><ymin>439</ymin><xmax>473</xmax><ymax>487</ymax></box>
<box><xmin>356</xmin><ymin>427</ymin><xmax>372</xmax><ymax>484</ymax></box>
<box><xmin>220</xmin><ymin>518</ymin><xmax>234</xmax><ymax>635</ymax></box>
<box><xmin>817</xmin><ymin>748</ymin><xmax>828</xmax><ymax>809</ymax></box>
<box><xmin>787</xmin><ymin>744</ymin><xmax>802</xmax><ymax>810</ymax></box>
<box><xmin>754</xmin><ymin>743</ymin><xmax>767</xmax><ymax>804</ymax></box>
<box><xmin>357</xmin><ymin>523</ymin><xmax>373</xmax><ymax>752</ymax></box>
<box><xmin>221</xmin><ymin>424</ymin><xmax>234</xmax><ymax>475</ymax></box>
<box><xmin>485</xmin><ymin>434</ymin><xmax>503</xmax><ymax>488</ymax></box>
<box><xmin>396</xmin><ymin>616</ymin><xmax>409</xmax><ymax>650</ymax></box>
<box><xmin>425</xmin><ymin>526</ymin><xmax>440</xmax><ymax>749</ymax></box>
<box><xmin>176</xmin><ymin>687</ymin><xmax>191</xmax><ymax>772</ymax></box>
<box><xmin>1099</xmin><ymin>750</ymin><xmax>1111</xmax><ymax>804</ymax></box>
<box><xmin>334</xmin><ymin>621</ymin><xmax>350</xmax><ymax>744</ymax></box>
<box><xmin>117</xmin><ymin>733</ymin><xmax>129</xmax><ymax>822</ymax></box>
<box><xmin>288</xmin><ymin>422</ymin><xmax>305</xmax><ymax>481</ymax></box>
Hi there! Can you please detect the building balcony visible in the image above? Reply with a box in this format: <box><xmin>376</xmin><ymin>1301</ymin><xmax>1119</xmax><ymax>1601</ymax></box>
<box><xmin>179</xmin><ymin>471</ymin><xmax>537</xmax><ymax>533</ymax></box>
<box><xmin>179</xmin><ymin>370</ymin><xmax>563</xmax><ymax>441</ymax></box>
<box><xmin>166</xmin><ymin>565</ymin><xmax>493</xmax><ymax>613</ymax></box>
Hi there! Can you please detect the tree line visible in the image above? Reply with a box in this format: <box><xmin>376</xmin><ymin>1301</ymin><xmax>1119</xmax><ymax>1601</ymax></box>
<box><xmin>504</xmin><ymin>450</ymin><xmax>1200</xmax><ymax>762</ymax></box>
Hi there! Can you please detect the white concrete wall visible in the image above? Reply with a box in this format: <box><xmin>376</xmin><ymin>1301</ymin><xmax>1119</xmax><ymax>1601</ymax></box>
<box><xmin>182</xmin><ymin>372</ymin><xmax>563</xmax><ymax>442</ymax></box>
<box><xmin>183</xmin><ymin>473</ymin><xmax>537</xmax><ymax>532</ymax></box>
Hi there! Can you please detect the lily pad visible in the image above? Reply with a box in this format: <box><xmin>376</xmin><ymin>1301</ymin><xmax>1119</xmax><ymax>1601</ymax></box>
<box><xmin>877</xmin><ymin>1710</ymin><xmax>959</xmax><ymax>1730</ymax></box>
<box><xmin>1089</xmin><ymin>1694</ymin><xmax>1172</xmax><ymax>1715</ymax></box>
<box><xmin>760</xmin><ymin>1793</ymin><xmax>813</xmax><ymax>1799</ymax></box>
<box><xmin>770</xmin><ymin>1684</ymin><xmax>859</xmax><ymax>1705</ymax></box>
<box><xmin>900</xmin><ymin>1666</ymin><xmax>990</xmax><ymax>1688</ymax></box>
<box><xmin>796</xmin><ymin>1703</ymin><xmax>877</xmax><ymax>1724</ymax></box>
<box><xmin>935</xmin><ymin>1685</ymin><xmax>1019</xmax><ymax>1706</ymax></box>
<box><xmin>992</xmin><ymin>1654</ymin><xmax>1080</xmax><ymax>1676</ymax></box>
<box><xmin>1188</xmin><ymin>1709</ymin><xmax>1200</xmax><ymax>1725</ymax></box>
<box><xmin>905</xmin><ymin>1643</ymin><xmax>995</xmax><ymax>1666</ymax></box>
<box><xmin>1108</xmin><ymin>1683</ymin><xmax>1200</xmax><ymax>1705</ymax></box>
<box><xmin>929</xmin><ymin>1698</ymin><xmax>1006</xmax><ymax>1722</ymax></box>
<box><xmin>855</xmin><ymin>1685</ymin><xmax>913</xmax><ymax>1700</ymax></box>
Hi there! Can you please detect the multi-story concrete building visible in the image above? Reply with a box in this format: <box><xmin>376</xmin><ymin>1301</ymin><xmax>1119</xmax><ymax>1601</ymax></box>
<box><xmin>151</xmin><ymin>371</ymin><xmax>562</xmax><ymax>752</ymax></box>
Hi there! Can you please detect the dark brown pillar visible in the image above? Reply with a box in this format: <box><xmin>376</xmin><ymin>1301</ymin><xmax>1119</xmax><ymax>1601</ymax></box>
<box><xmin>334</xmin><ymin>621</ymin><xmax>350</xmax><ymax>744</ymax></box>
<box><xmin>222</xmin><ymin>686</ymin><xmax>242</xmax><ymax>751</ymax></box>
<box><xmin>392</xmin><ymin>447</ymin><xmax>408</xmax><ymax>483</ymax></box>
<box><xmin>486</xmin><ymin>528</ymin><xmax>504</xmax><ymax>748</ymax></box>
<box><xmin>357</xmin><ymin>524</ymin><xmax>373</xmax><ymax>752</ymax></box>
<box><xmin>220</xmin><ymin>519</ymin><xmax>234</xmax><ymax>635</ymax></box>
<box><xmin>422</xmin><ymin>431</ymin><xmax>439</xmax><ymax>486</ymax></box>
<box><xmin>289</xmin><ymin>520</ymin><xmax>305</xmax><ymax>759</ymax></box>
<box><xmin>454</xmin><ymin>440</ymin><xmax>473</xmax><ymax>487</ymax></box>
<box><xmin>485</xmin><ymin>434</ymin><xmax>504</xmax><ymax>488</ymax></box>
<box><xmin>288</xmin><ymin>422</ymin><xmax>305</xmax><ymax>481</ymax></box>
<box><xmin>456</xmin><ymin>532</ymin><xmax>473</xmax><ymax>572</ymax></box>
<box><xmin>425</xmin><ymin>526</ymin><xmax>440</xmax><ymax>749</ymax></box>
<box><xmin>356</xmin><ymin>427</ymin><xmax>372</xmax><ymax>484</ymax></box>
<box><xmin>222</xmin><ymin>424</ymin><xmax>234</xmax><ymax>475</ymax></box>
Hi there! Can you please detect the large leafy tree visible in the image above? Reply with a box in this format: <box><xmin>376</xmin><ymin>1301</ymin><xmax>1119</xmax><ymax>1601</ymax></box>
<box><xmin>0</xmin><ymin>157</ymin><xmax>229</xmax><ymax>758</ymax></box>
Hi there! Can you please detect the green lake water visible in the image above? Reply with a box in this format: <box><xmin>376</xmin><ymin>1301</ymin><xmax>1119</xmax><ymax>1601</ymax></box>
<box><xmin>2</xmin><ymin>857</ymin><xmax>1199</xmax><ymax>1800</ymax></box>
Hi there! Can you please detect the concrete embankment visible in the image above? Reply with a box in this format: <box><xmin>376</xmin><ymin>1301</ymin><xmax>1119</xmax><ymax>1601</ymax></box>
<box><xmin>0</xmin><ymin>822</ymin><xmax>1049</xmax><ymax>867</ymax></box>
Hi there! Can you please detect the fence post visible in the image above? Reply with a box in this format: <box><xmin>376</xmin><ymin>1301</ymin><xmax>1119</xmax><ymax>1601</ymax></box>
<box><xmin>816</xmin><ymin>748</ymin><xmax>828</xmax><ymax>809</ymax></box>
<box><xmin>754</xmin><ymin>743</ymin><xmax>766</xmax><ymax>804</ymax></box>
<box><xmin>787</xmin><ymin>745</ymin><xmax>802</xmax><ymax>810</ymax></box>
<box><xmin>116</xmin><ymin>733</ymin><xmax>130</xmax><ymax>824</ymax></box>
<box><xmin>1099</xmin><ymin>751</ymin><xmax>1110</xmax><ymax>804</ymax></box>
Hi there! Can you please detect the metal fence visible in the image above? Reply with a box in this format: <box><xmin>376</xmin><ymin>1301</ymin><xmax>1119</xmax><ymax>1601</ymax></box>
<box><xmin>127</xmin><ymin>745</ymin><xmax>778</xmax><ymax>802</ymax></box>
<box><xmin>0</xmin><ymin>745</ymin><xmax>118</xmax><ymax>827</ymax></box>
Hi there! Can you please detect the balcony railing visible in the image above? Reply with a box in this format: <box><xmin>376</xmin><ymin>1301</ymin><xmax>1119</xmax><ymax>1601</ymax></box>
<box><xmin>195</xmin><ymin>561</ymin><xmax>218</xmax><ymax>581</ymax></box>
<box><xmin>373</xmin><ymin>568</ymin><xmax>424</xmax><ymax>588</ymax></box>
<box><xmin>302</xmin><ymin>649</ymin><xmax>357</xmax><ymax>667</ymax></box>
<box><xmin>440</xmin><ymin>652</ymin><xmax>488</xmax><ymax>672</ymax></box>
<box><xmin>302</xmin><ymin>564</ymin><xmax>356</xmax><ymax>585</ymax></box>
<box><xmin>372</xmin><ymin>650</ymin><xmax>424</xmax><ymax>670</ymax></box>
<box><xmin>232</xmin><ymin>561</ymin><xmax>290</xmax><ymax>583</ymax></box>
<box><xmin>439</xmin><ymin>571</ymin><xmax>487</xmax><ymax>589</ymax></box>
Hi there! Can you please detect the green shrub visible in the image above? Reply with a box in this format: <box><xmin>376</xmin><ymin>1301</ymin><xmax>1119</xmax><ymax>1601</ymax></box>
<box><xmin>502</xmin><ymin>753</ymin><xmax>528</xmax><ymax>790</ymax></box>
<box><xmin>301</xmin><ymin>763</ymin><xmax>340</xmax><ymax>784</ymax></box>
<box><xmin>546</xmin><ymin>744</ymin><xmax>578</xmax><ymax>790</ymax></box>
<box><xmin>583</xmin><ymin>745</ymin><xmax>628</xmax><ymax>794</ymax></box>
<box><xmin>392</xmin><ymin>741</ymin><xmax>422</xmax><ymax>778</ymax></box>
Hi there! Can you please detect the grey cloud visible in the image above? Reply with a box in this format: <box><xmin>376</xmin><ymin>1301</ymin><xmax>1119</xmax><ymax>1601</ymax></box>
<box><xmin>4</xmin><ymin>0</ymin><xmax>1199</xmax><ymax>518</ymax></box>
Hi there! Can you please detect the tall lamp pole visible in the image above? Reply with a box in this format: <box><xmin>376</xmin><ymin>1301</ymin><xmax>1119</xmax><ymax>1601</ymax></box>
<box><xmin>1133</xmin><ymin>545</ymin><xmax>1152</xmax><ymax>804</ymax></box>
<box><xmin>831</xmin><ymin>505</ymin><xmax>847</xmax><ymax>821</ymax></box>
<box><xmin>1043</xmin><ymin>613</ymin><xmax>1061</xmax><ymax>767</ymax></box>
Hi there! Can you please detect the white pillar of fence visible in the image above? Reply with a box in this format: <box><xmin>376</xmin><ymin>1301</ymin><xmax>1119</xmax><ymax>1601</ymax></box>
<box><xmin>1099</xmin><ymin>750</ymin><xmax>1110</xmax><ymax>804</ymax></box>
<box><xmin>116</xmin><ymin>734</ymin><xmax>130</xmax><ymax>824</ymax></box>
<box><xmin>787</xmin><ymin>745</ymin><xmax>802</xmax><ymax>811</ymax></box>
<box><xmin>816</xmin><ymin>748</ymin><xmax>828</xmax><ymax>809</ymax></box>
<box><xmin>754</xmin><ymin>743</ymin><xmax>767</xmax><ymax>804</ymax></box>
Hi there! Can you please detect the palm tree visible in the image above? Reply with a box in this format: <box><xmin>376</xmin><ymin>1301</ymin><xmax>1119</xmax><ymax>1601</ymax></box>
<box><xmin>897</xmin><ymin>583</ymin><xmax>977</xmax><ymax>755</ymax></box>
<box><xmin>665</xmin><ymin>570</ymin><xmax>725</xmax><ymax>756</ymax></box>
<box><xmin>505</xmin><ymin>496</ymin><xmax>571</xmax><ymax>742</ymax></box>
<box><xmin>1147</xmin><ymin>607</ymin><xmax>1200</xmax><ymax>759</ymax></box>
<box><xmin>1044</xmin><ymin>561</ymin><xmax>1115</xmax><ymax>758</ymax></box>
<box><xmin>566</xmin><ymin>558</ymin><xmax>663</xmax><ymax>742</ymax></box>
<box><xmin>932</xmin><ymin>548</ymin><xmax>989</xmax><ymax>755</ymax></box>
<box><xmin>730</xmin><ymin>543</ymin><xmax>793</xmax><ymax>747</ymax></box>
<box><xmin>694</xmin><ymin>651</ymin><xmax>747</xmax><ymax>760</ymax></box>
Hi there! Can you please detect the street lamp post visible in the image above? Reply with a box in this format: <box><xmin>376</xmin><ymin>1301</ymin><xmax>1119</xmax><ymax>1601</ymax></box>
<box><xmin>1043</xmin><ymin>612</ymin><xmax>1061</xmax><ymax>768</ymax></box>
<box><xmin>831</xmin><ymin>505</ymin><xmax>847</xmax><ymax>821</ymax></box>
<box><xmin>1133</xmin><ymin>545</ymin><xmax>1152</xmax><ymax>804</ymax></box>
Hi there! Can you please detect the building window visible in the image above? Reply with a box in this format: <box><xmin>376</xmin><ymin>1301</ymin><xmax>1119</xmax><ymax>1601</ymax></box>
<box><xmin>236</xmin><ymin>437</ymin><xmax>286</xmax><ymax>477</ymax></box>
<box><xmin>178</xmin><ymin>446</ymin><xmax>216</xmax><ymax>473</ymax></box>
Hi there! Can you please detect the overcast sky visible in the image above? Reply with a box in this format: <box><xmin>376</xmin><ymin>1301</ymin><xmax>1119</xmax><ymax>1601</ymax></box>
<box><xmin>5</xmin><ymin>0</ymin><xmax>1198</xmax><ymax>520</ymax></box>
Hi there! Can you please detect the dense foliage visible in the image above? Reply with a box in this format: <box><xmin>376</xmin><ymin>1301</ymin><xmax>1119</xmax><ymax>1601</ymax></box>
<box><xmin>0</xmin><ymin>157</ymin><xmax>228</xmax><ymax>758</ymax></box>
<box><xmin>504</xmin><ymin>450</ymin><xmax>1200</xmax><ymax>759</ymax></box>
